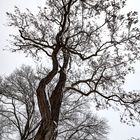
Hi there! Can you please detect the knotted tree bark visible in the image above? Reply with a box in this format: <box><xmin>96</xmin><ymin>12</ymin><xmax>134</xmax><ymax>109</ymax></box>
<box><xmin>35</xmin><ymin>45</ymin><xmax>69</xmax><ymax>140</ymax></box>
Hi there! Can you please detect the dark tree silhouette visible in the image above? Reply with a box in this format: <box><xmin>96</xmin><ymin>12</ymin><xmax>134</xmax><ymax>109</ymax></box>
<box><xmin>6</xmin><ymin>0</ymin><xmax>140</xmax><ymax>139</ymax></box>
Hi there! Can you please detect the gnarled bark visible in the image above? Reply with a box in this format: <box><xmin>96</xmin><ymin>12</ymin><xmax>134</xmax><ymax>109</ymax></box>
<box><xmin>35</xmin><ymin>48</ymin><xmax>69</xmax><ymax>140</ymax></box>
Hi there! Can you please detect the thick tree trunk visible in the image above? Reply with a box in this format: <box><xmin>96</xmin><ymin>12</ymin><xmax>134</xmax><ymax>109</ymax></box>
<box><xmin>34</xmin><ymin>48</ymin><xmax>69</xmax><ymax>140</ymax></box>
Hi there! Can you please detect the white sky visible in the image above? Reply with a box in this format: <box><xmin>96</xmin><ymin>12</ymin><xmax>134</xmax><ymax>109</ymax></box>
<box><xmin>0</xmin><ymin>0</ymin><xmax>140</xmax><ymax>140</ymax></box>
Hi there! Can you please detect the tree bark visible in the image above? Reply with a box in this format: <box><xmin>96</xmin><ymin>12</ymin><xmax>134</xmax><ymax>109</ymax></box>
<box><xmin>34</xmin><ymin>48</ymin><xmax>69</xmax><ymax>140</ymax></box>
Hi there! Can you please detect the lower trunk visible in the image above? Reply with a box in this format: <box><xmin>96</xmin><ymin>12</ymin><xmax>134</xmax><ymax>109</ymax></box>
<box><xmin>34</xmin><ymin>121</ymin><xmax>57</xmax><ymax>140</ymax></box>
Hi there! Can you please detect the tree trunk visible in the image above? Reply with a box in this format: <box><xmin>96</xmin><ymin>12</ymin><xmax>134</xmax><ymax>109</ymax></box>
<box><xmin>34</xmin><ymin>48</ymin><xmax>69</xmax><ymax>140</ymax></box>
<box><xmin>34</xmin><ymin>120</ymin><xmax>57</xmax><ymax>140</ymax></box>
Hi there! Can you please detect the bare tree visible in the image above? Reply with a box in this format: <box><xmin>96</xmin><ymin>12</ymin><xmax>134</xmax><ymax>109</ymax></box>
<box><xmin>0</xmin><ymin>66</ymin><xmax>109</xmax><ymax>140</ymax></box>
<box><xmin>6</xmin><ymin>0</ymin><xmax>140</xmax><ymax>139</ymax></box>
<box><xmin>0</xmin><ymin>66</ymin><xmax>40</xmax><ymax>140</ymax></box>
<box><xmin>58</xmin><ymin>93</ymin><xmax>109</xmax><ymax>140</ymax></box>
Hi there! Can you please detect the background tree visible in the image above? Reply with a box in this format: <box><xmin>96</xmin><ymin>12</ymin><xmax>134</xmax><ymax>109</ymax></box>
<box><xmin>0</xmin><ymin>66</ymin><xmax>109</xmax><ymax>140</ymax></box>
<box><xmin>0</xmin><ymin>66</ymin><xmax>40</xmax><ymax>140</ymax></box>
<box><xmin>6</xmin><ymin>0</ymin><xmax>140</xmax><ymax>139</ymax></box>
<box><xmin>58</xmin><ymin>92</ymin><xmax>109</xmax><ymax>140</ymax></box>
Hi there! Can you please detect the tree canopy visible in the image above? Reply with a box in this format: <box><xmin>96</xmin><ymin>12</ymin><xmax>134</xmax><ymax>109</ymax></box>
<box><xmin>4</xmin><ymin>0</ymin><xmax>140</xmax><ymax>139</ymax></box>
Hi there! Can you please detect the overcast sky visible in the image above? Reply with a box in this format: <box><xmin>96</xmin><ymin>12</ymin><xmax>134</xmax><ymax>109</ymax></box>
<box><xmin>0</xmin><ymin>0</ymin><xmax>140</xmax><ymax>140</ymax></box>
